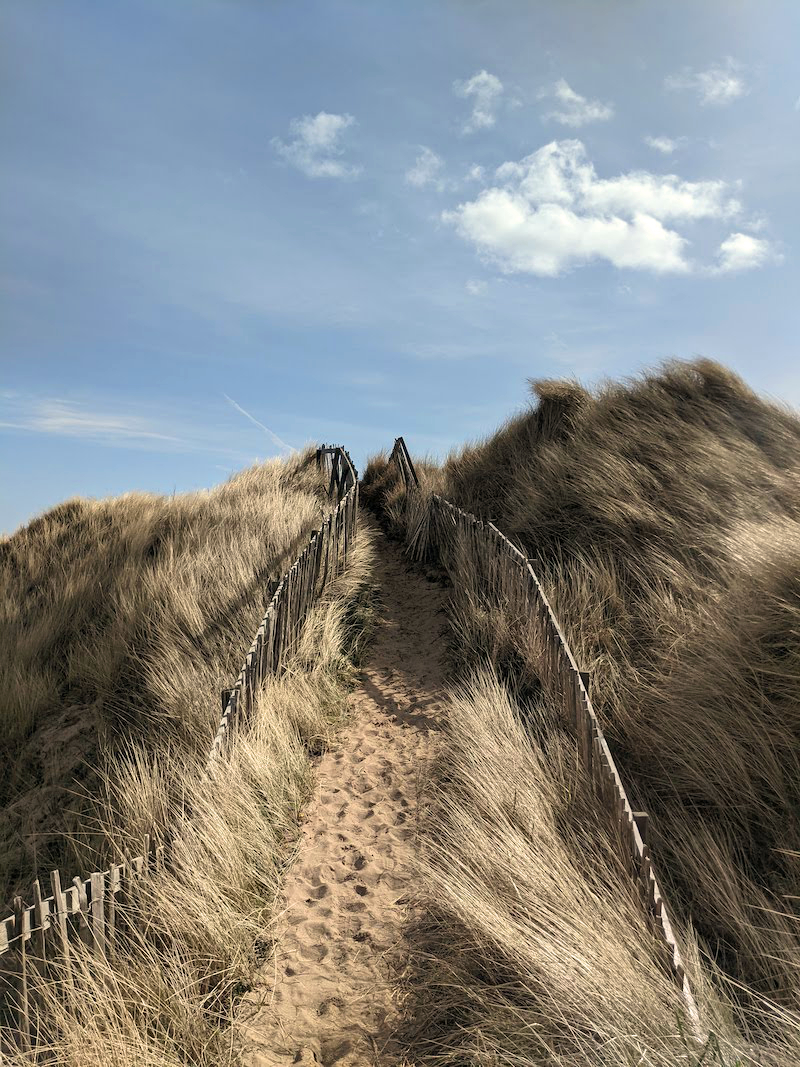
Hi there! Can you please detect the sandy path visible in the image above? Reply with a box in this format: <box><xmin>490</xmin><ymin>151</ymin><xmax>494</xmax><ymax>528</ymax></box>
<box><xmin>238</xmin><ymin>528</ymin><xmax>449</xmax><ymax>1066</ymax></box>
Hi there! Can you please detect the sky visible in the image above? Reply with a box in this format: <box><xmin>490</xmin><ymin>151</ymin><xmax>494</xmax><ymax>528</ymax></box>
<box><xmin>2</xmin><ymin>0</ymin><xmax>799</xmax><ymax>534</ymax></box>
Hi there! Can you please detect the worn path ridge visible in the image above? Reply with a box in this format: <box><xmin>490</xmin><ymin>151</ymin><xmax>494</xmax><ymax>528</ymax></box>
<box><xmin>238</xmin><ymin>527</ymin><xmax>449</xmax><ymax>1066</ymax></box>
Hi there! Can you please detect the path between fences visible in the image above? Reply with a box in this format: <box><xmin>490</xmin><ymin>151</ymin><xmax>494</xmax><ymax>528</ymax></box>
<box><xmin>237</xmin><ymin>526</ymin><xmax>449</xmax><ymax>1067</ymax></box>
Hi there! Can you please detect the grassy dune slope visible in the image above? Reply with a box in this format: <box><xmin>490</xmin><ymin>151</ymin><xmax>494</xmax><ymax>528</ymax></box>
<box><xmin>0</xmin><ymin>451</ymin><xmax>377</xmax><ymax>1063</ymax></box>
<box><xmin>364</xmin><ymin>358</ymin><xmax>800</xmax><ymax>1062</ymax></box>
<box><xmin>0</xmin><ymin>449</ymin><xmax>327</xmax><ymax>906</ymax></box>
<box><xmin>431</xmin><ymin>359</ymin><xmax>800</xmax><ymax>1014</ymax></box>
<box><xmin>3</xmin><ymin>523</ymin><xmax>377</xmax><ymax>1066</ymax></box>
<box><xmin>399</xmin><ymin>668</ymin><xmax>794</xmax><ymax>1066</ymax></box>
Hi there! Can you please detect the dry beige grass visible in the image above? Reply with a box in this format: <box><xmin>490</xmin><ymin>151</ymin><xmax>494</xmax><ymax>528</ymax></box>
<box><xmin>398</xmin><ymin>666</ymin><xmax>799</xmax><ymax>1066</ymax></box>
<box><xmin>364</xmin><ymin>358</ymin><xmax>800</xmax><ymax>1062</ymax></box>
<box><xmin>1</xmin><ymin>504</ymin><xmax>377</xmax><ymax>1065</ymax></box>
<box><xmin>0</xmin><ymin>448</ymin><xmax>329</xmax><ymax>905</ymax></box>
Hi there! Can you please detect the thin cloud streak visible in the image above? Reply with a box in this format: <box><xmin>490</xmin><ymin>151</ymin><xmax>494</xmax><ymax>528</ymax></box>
<box><xmin>222</xmin><ymin>394</ymin><xmax>296</xmax><ymax>453</ymax></box>
<box><xmin>0</xmin><ymin>395</ymin><xmax>262</xmax><ymax>462</ymax></box>
<box><xmin>0</xmin><ymin>398</ymin><xmax>183</xmax><ymax>445</ymax></box>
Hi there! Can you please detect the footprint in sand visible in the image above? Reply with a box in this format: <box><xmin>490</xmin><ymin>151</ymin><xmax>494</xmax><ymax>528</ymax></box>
<box><xmin>298</xmin><ymin>941</ymin><xmax>328</xmax><ymax>963</ymax></box>
<box><xmin>316</xmin><ymin>996</ymin><xmax>345</xmax><ymax>1018</ymax></box>
<box><xmin>379</xmin><ymin>873</ymin><xmax>406</xmax><ymax>892</ymax></box>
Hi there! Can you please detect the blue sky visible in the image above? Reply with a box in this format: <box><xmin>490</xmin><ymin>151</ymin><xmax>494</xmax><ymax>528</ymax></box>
<box><xmin>2</xmin><ymin>0</ymin><xmax>799</xmax><ymax>534</ymax></box>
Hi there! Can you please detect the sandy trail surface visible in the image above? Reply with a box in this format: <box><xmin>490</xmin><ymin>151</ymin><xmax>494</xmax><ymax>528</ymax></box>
<box><xmin>238</xmin><ymin>529</ymin><xmax>449</xmax><ymax>1066</ymax></box>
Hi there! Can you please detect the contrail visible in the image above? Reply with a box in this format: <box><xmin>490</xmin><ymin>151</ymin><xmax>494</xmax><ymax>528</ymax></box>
<box><xmin>223</xmin><ymin>394</ymin><xmax>296</xmax><ymax>454</ymax></box>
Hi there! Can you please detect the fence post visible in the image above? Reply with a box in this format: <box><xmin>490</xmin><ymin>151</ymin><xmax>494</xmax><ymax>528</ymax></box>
<box><xmin>13</xmin><ymin>897</ymin><xmax>30</xmax><ymax>1052</ymax></box>
<box><xmin>633</xmin><ymin>812</ymin><xmax>649</xmax><ymax>846</ymax></box>
<box><xmin>72</xmin><ymin>878</ymin><xmax>92</xmax><ymax>952</ymax></box>
<box><xmin>89</xmin><ymin>872</ymin><xmax>106</xmax><ymax>960</ymax></box>
<box><xmin>50</xmin><ymin>870</ymin><xmax>71</xmax><ymax>986</ymax></box>
<box><xmin>31</xmin><ymin>879</ymin><xmax>47</xmax><ymax>969</ymax></box>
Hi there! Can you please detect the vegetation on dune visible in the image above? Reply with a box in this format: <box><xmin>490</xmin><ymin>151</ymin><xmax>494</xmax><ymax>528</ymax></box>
<box><xmin>399</xmin><ymin>667</ymin><xmax>799</xmax><ymax>1066</ymax></box>
<box><xmin>365</xmin><ymin>358</ymin><xmax>800</xmax><ymax>1063</ymax></box>
<box><xmin>0</xmin><ymin>449</ymin><xmax>328</xmax><ymax>907</ymax></box>
<box><xmin>0</xmin><ymin>455</ymin><xmax>377</xmax><ymax>1064</ymax></box>
<box><xmin>6</xmin><ymin>355</ymin><xmax>800</xmax><ymax>1063</ymax></box>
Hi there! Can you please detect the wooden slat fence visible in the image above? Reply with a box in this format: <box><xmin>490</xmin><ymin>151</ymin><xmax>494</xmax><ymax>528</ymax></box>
<box><xmin>208</xmin><ymin>446</ymin><xmax>358</xmax><ymax>765</ymax></box>
<box><xmin>389</xmin><ymin>437</ymin><xmax>702</xmax><ymax>1037</ymax></box>
<box><xmin>390</xmin><ymin>437</ymin><xmax>420</xmax><ymax>492</ymax></box>
<box><xmin>0</xmin><ymin>445</ymin><xmax>359</xmax><ymax>1052</ymax></box>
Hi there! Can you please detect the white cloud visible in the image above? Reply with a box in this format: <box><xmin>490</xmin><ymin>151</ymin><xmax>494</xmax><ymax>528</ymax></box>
<box><xmin>493</xmin><ymin>141</ymin><xmax>740</xmax><ymax>222</ymax></box>
<box><xmin>465</xmin><ymin>278</ymin><xmax>488</xmax><ymax>296</ymax></box>
<box><xmin>665</xmin><ymin>58</ymin><xmax>748</xmax><ymax>106</ymax></box>
<box><xmin>443</xmin><ymin>139</ymin><xmax>750</xmax><ymax>277</ymax></box>
<box><xmin>405</xmin><ymin>146</ymin><xmax>446</xmax><ymax>190</ymax></box>
<box><xmin>272</xmin><ymin>111</ymin><xmax>361</xmax><ymax>178</ymax></box>
<box><xmin>445</xmin><ymin>193</ymin><xmax>689</xmax><ymax>275</ymax></box>
<box><xmin>713</xmin><ymin>232</ymin><xmax>779</xmax><ymax>273</ymax></box>
<box><xmin>465</xmin><ymin>164</ymin><xmax>485</xmax><ymax>183</ymax></box>
<box><xmin>644</xmin><ymin>134</ymin><xmax>686</xmax><ymax>155</ymax></box>
<box><xmin>745</xmin><ymin>214</ymin><xmax>768</xmax><ymax>233</ymax></box>
<box><xmin>453</xmin><ymin>70</ymin><xmax>504</xmax><ymax>134</ymax></box>
<box><xmin>538</xmin><ymin>79</ymin><xmax>614</xmax><ymax>127</ymax></box>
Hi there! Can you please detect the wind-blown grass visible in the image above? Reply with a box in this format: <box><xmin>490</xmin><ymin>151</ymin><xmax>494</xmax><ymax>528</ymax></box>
<box><xmin>398</xmin><ymin>666</ymin><xmax>799</xmax><ymax>1066</ymax></box>
<box><xmin>1</xmin><ymin>488</ymin><xmax>377</xmax><ymax>1065</ymax></box>
<box><xmin>365</xmin><ymin>358</ymin><xmax>800</xmax><ymax>1061</ymax></box>
<box><xmin>0</xmin><ymin>448</ymin><xmax>326</xmax><ymax>907</ymax></box>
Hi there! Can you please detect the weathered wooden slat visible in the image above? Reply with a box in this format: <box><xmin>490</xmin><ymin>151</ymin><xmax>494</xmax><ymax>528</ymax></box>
<box><xmin>262</xmin><ymin>611</ymin><xmax>273</xmax><ymax>677</ymax></box>
<box><xmin>107</xmin><ymin>863</ymin><xmax>121</xmax><ymax>957</ymax></box>
<box><xmin>71</xmin><ymin>877</ymin><xmax>92</xmax><ymax>951</ymax></box>
<box><xmin>90</xmin><ymin>872</ymin><xmax>106</xmax><ymax>959</ymax></box>
<box><xmin>13</xmin><ymin>896</ymin><xmax>30</xmax><ymax>1050</ymax></box>
<box><xmin>31</xmin><ymin>880</ymin><xmax>47</xmax><ymax>963</ymax></box>
<box><xmin>50</xmin><ymin>870</ymin><xmax>71</xmax><ymax>983</ymax></box>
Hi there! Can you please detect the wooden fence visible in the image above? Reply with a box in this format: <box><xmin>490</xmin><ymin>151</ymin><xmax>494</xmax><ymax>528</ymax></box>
<box><xmin>390</xmin><ymin>436</ymin><xmax>420</xmax><ymax>492</ymax></box>
<box><xmin>389</xmin><ymin>437</ymin><xmax>702</xmax><ymax>1036</ymax></box>
<box><xmin>0</xmin><ymin>445</ymin><xmax>359</xmax><ymax>1052</ymax></box>
<box><xmin>208</xmin><ymin>446</ymin><xmax>358</xmax><ymax>765</ymax></box>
